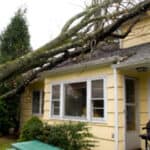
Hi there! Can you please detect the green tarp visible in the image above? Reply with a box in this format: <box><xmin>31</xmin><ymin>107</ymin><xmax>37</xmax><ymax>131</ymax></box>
<box><xmin>12</xmin><ymin>140</ymin><xmax>61</xmax><ymax>150</ymax></box>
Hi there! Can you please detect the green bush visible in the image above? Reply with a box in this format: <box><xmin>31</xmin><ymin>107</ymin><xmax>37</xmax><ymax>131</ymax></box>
<box><xmin>0</xmin><ymin>99</ymin><xmax>10</xmax><ymax>135</ymax></box>
<box><xmin>19</xmin><ymin>116</ymin><xmax>43</xmax><ymax>141</ymax></box>
<box><xmin>20</xmin><ymin>117</ymin><xmax>95</xmax><ymax>150</ymax></box>
<box><xmin>39</xmin><ymin>122</ymin><xmax>95</xmax><ymax>150</ymax></box>
<box><xmin>0</xmin><ymin>98</ymin><xmax>19</xmax><ymax>135</ymax></box>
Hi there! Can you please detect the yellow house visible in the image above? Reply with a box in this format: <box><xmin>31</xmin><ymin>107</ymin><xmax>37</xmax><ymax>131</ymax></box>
<box><xmin>20</xmin><ymin>13</ymin><xmax>150</xmax><ymax>150</ymax></box>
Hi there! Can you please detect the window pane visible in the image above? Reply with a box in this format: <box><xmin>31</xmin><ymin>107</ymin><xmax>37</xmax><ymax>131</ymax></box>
<box><xmin>126</xmin><ymin>105</ymin><xmax>136</xmax><ymax>131</ymax></box>
<box><xmin>93</xmin><ymin>109</ymin><xmax>104</xmax><ymax>118</ymax></box>
<box><xmin>52</xmin><ymin>85</ymin><xmax>60</xmax><ymax>99</ymax></box>
<box><xmin>91</xmin><ymin>79</ymin><xmax>105</xmax><ymax>119</ymax></box>
<box><xmin>52</xmin><ymin>101</ymin><xmax>60</xmax><ymax>115</ymax></box>
<box><xmin>52</xmin><ymin>85</ymin><xmax>60</xmax><ymax>116</ymax></box>
<box><xmin>41</xmin><ymin>91</ymin><xmax>44</xmax><ymax>114</ymax></box>
<box><xmin>32</xmin><ymin>91</ymin><xmax>40</xmax><ymax>114</ymax></box>
<box><xmin>125</xmin><ymin>79</ymin><xmax>135</xmax><ymax>103</ymax></box>
<box><xmin>65</xmin><ymin>82</ymin><xmax>86</xmax><ymax>117</ymax></box>
<box><xmin>92</xmin><ymin>80</ymin><xmax>104</xmax><ymax>98</ymax></box>
<box><xmin>92</xmin><ymin>100</ymin><xmax>104</xmax><ymax>108</ymax></box>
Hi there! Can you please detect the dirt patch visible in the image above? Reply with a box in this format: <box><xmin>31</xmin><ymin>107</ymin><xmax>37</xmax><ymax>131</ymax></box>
<box><xmin>0</xmin><ymin>136</ymin><xmax>17</xmax><ymax>150</ymax></box>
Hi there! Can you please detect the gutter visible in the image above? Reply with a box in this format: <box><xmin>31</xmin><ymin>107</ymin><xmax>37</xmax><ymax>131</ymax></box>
<box><xmin>40</xmin><ymin>56</ymin><xmax>118</xmax><ymax>78</ymax></box>
<box><xmin>113</xmin><ymin>59</ymin><xmax>150</xmax><ymax>69</ymax></box>
<box><xmin>113</xmin><ymin>67</ymin><xmax>119</xmax><ymax>150</ymax></box>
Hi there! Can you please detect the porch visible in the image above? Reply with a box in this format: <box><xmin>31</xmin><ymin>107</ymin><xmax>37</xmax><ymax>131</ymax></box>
<box><xmin>117</xmin><ymin>65</ymin><xmax>150</xmax><ymax>150</ymax></box>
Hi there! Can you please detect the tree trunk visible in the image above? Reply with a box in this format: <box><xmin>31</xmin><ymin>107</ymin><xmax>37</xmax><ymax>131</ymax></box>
<box><xmin>0</xmin><ymin>0</ymin><xmax>149</xmax><ymax>84</ymax></box>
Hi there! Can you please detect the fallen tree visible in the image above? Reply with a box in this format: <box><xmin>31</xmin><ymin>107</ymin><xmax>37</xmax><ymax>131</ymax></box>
<box><xmin>0</xmin><ymin>0</ymin><xmax>150</xmax><ymax>98</ymax></box>
<box><xmin>0</xmin><ymin>46</ymin><xmax>91</xmax><ymax>99</ymax></box>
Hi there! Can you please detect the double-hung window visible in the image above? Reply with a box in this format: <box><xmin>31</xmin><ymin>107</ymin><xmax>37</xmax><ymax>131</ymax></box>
<box><xmin>32</xmin><ymin>90</ymin><xmax>43</xmax><ymax>115</ymax></box>
<box><xmin>51</xmin><ymin>85</ymin><xmax>60</xmax><ymax>116</ymax></box>
<box><xmin>51</xmin><ymin>78</ymin><xmax>106</xmax><ymax>122</ymax></box>
<box><xmin>91</xmin><ymin>80</ymin><xmax>104</xmax><ymax>118</ymax></box>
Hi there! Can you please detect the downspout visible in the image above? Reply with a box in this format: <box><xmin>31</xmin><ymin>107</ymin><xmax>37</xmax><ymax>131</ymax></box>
<box><xmin>114</xmin><ymin>67</ymin><xmax>119</xmax><ymax>150</ymax></box>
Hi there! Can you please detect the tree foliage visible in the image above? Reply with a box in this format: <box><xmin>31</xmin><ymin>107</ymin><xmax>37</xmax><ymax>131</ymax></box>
<box><xmin>0</xmin><ymin>8</ymin><xmax>31</xmax><ymax>135</ymax></box>
<box><xmin>0</xmin><ymin>98</ymin><xmax>19</xmax><ymax>135</ymax></box>
<box><xmin>0</xmin><ymin>0</ymin><xmax>149</xmax><ymax>99</ymax></box>
<box><xmin>0</xmin><ymin>9</ymin><xmax>31</xmax><ymax>63</ymax></box>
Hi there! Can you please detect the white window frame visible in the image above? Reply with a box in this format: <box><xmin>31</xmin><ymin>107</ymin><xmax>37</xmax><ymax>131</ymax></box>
<box><xmin>90</xmin><ymin>79</ymin><xmax>107</xmax><ymax>121</ymax></box>
<box><xmin>63</xmin><ymin>81</ymin><xmax>87</xmax><ymax>120</ymax></box>
<box><xmin>50</xmin><ymin>84</ymin><xmax>61</xmax><ymax>118</ymax></box>
<box><xmin>32</xmin><ymin>90</ymin><xmax>43</xmax><ymax>115</ymax></box>
<box><xmin>50</xmin><ymin>76</ymin><xmax>107</xmax><ymax>123</ymax></box>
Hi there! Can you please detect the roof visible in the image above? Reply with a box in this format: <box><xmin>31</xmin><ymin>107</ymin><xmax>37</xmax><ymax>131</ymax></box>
<box><xmin>115</xmin><ymin>42</ymin><xmax>150</xmax><ymax>69</ymax></box>
<box><xmin>40</xmin><ymin>42</ymin><xmax>150</xmax><ymax>77</ymax></box>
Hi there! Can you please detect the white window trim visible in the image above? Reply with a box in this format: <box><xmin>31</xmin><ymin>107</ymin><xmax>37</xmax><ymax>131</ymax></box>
<box><xmin>91</xmin><ymin>78</ymin><xmax>107</xmax><ymax>122</ymax></box>
<box><xmin>60</xmin><ymin>83</ymin><xmax>64</xmax><ymax>118</ymax></box>
<box><xmin>87</xmin><ymin>80</ymin><xmax>91</xmax><ymax>121</ymax></box>
<box><xmin>50</xmin><ymin>84</ymin><xmax>61</xmax><ymax>118</ymax></box>
<box><xmin>32</xmin><ymin>90</ymin><xmax>43</xmax><ymax>116</ymax></box>
<box><xmin>50</xmin><ymin>76</ymin><xmax>107</xmax><ymax>123</ymax></box>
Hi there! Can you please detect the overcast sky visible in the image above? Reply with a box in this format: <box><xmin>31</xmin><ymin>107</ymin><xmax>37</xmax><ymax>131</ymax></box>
<box><xmin>0</xmin><ymin>0</ymin><xmax>90</xmax><ymax>49</ymax></box>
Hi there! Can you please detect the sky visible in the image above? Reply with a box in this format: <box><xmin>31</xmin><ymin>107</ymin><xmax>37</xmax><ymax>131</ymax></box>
<box><xmin>0</xmin><ymin>0</ymin><xmax>90</xmax><ymax>49</ymax></box>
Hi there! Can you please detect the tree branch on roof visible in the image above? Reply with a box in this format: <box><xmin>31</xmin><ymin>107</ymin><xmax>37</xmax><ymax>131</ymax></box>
<box><xmin>0</xmin><ymin>0</ymin><xmax>149</xmax><ymax>93</ymax></box>
<box><xmin>111</xmin><ymin>17</ymin><xmax>140</xmax><ymax>38</ymax></box>
<box><xmin>0</xmin><ymin>46</ymin><xmax>91</xmax><ymax>99</ymax></box>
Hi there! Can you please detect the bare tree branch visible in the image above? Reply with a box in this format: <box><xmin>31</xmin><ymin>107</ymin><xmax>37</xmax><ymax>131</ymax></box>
<box><xmin>0</xmin><ymin>0</ymin><xmax>149</xmax><ymax>85</ymax></box>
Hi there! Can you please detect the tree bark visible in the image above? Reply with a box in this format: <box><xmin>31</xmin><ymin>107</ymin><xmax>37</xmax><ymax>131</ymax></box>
<box><xmin>0</xmin><ymin>46</ymin><xmax>91</xmax><ymax>99</ymax></box>
<box><xmin>0</xmin><ymin>0</ymin><xmax>149</xmax><ymax>83</ymax></box>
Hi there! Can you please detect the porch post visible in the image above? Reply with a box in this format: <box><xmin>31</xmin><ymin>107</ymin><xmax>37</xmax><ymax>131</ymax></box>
<box><xmin>114</xmin><ymin>68</ymin><xmax>119</xmax><ymax>150</ymax></box>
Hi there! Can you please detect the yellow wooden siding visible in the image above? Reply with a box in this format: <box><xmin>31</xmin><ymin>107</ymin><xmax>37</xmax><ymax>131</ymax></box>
<box><xmin>121</xmin><ymin>15</ymin><xmax>150</xmax><ymax>48</ymax></box>
<box><xmin>20</xmin><ymin>88</ymin><xmax>32</xmax><ymax>128</ymax></box>
<box><xmin>119</xmin><ymin>70</ymin><xmax>150</xmax><ymax>150</ymax></box>
<box><xmin>138</xmin><ymin>75</ymin><xmax>149</xmax><ymax>150</ymax></box>
<box><xmin>20</xmin><ymin>66</ymin><xmax>126</xmax><ymax>150</ymax></box>
<box><xmin>20</xmin><ymin>63</ymin><xmax>150</xmax><ymax>150</ymax></box>
<box><xmin>20</xmin><ymin>81</ymin><xmax>44</xmax><ymax>128</ymax></box>
<box><xmin>42</xmin><ymin>66</ymin><xmax>117</xmax><ymax>150</ymax></box>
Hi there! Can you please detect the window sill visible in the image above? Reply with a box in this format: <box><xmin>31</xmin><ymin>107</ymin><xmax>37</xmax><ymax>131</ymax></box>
<box><xmin>49</xmin><ymin>116</ymin><xmax>107</xmax><ymax>124</ymax></box>
<box><xmin>32</xmin><ymin>113</ymin><xmax>43</xmax><ymax>117</ymax></box>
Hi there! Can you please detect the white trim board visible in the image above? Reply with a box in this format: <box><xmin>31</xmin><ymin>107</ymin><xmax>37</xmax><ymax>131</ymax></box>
<box><xmin>113</xmin><ymin>68</ymin><xmax>119</xmax><ymax>150</ymax></box>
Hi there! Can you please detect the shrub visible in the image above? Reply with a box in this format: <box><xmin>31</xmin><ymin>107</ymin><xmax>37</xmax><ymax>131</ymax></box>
<box><xmin>19</xmin><ymin>116</ymin><xmax>43</xmax><ymax>141</ymax></box>
<box><xmin>39</xmin><ymin>122</ymin><xmax>95</xmax><ymax>150</ymax></box>
<box><xmin>0</xmin><ymin>98</ymin><xmax>19</xmax><ymax>135</ymax></box>
<box><xmin>20</xmin><ymin>118</ymin><xmax>95</xmax><ymax>150</ymax></box>
<box><xmin>0</xmin><ymin>99</ymin><xmax>10</xmax><ymax>135</ymax></box>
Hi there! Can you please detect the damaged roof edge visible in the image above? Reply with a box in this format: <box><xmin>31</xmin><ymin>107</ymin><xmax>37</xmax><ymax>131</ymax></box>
<box><xmin>39</xmin><ymin>56</ymin><xmax>118</xmax><ymax>78</ymax></box>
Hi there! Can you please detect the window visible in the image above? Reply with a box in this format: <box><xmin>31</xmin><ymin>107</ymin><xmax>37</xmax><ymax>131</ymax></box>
<box><xmin>65</xmin><ymin>82</ymin><xmax>86</xmax><ymax>118</ymax></box>
<box><xmin>125</xmin><ymin>79</ymin><xmax>136</xmax><ymax>131</ymax></box>
<box><xmin>32</xmin><ymin>90</ymin><xmax>43</xmax><ymax>115</ymax></box>
<box><xmin>91</xmin><ymin>80</ymin><xmax>104</xmax><ymax>118</ymax></box>
<box><xmin>51</xmin><ymin>78</ymin><xmax>106</xmax><ymax>122</ymax></box>
<box><xmin>51</xmin><ymin>85</ymin><xmax>60</xmax><ymax>116</ymax></box>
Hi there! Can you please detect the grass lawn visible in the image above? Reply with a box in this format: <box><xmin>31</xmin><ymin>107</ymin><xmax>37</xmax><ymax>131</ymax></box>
<box><xmin>0</xmin><ymin>136</ymin><xmax>16</xmax><ymax>150</ymax></box>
